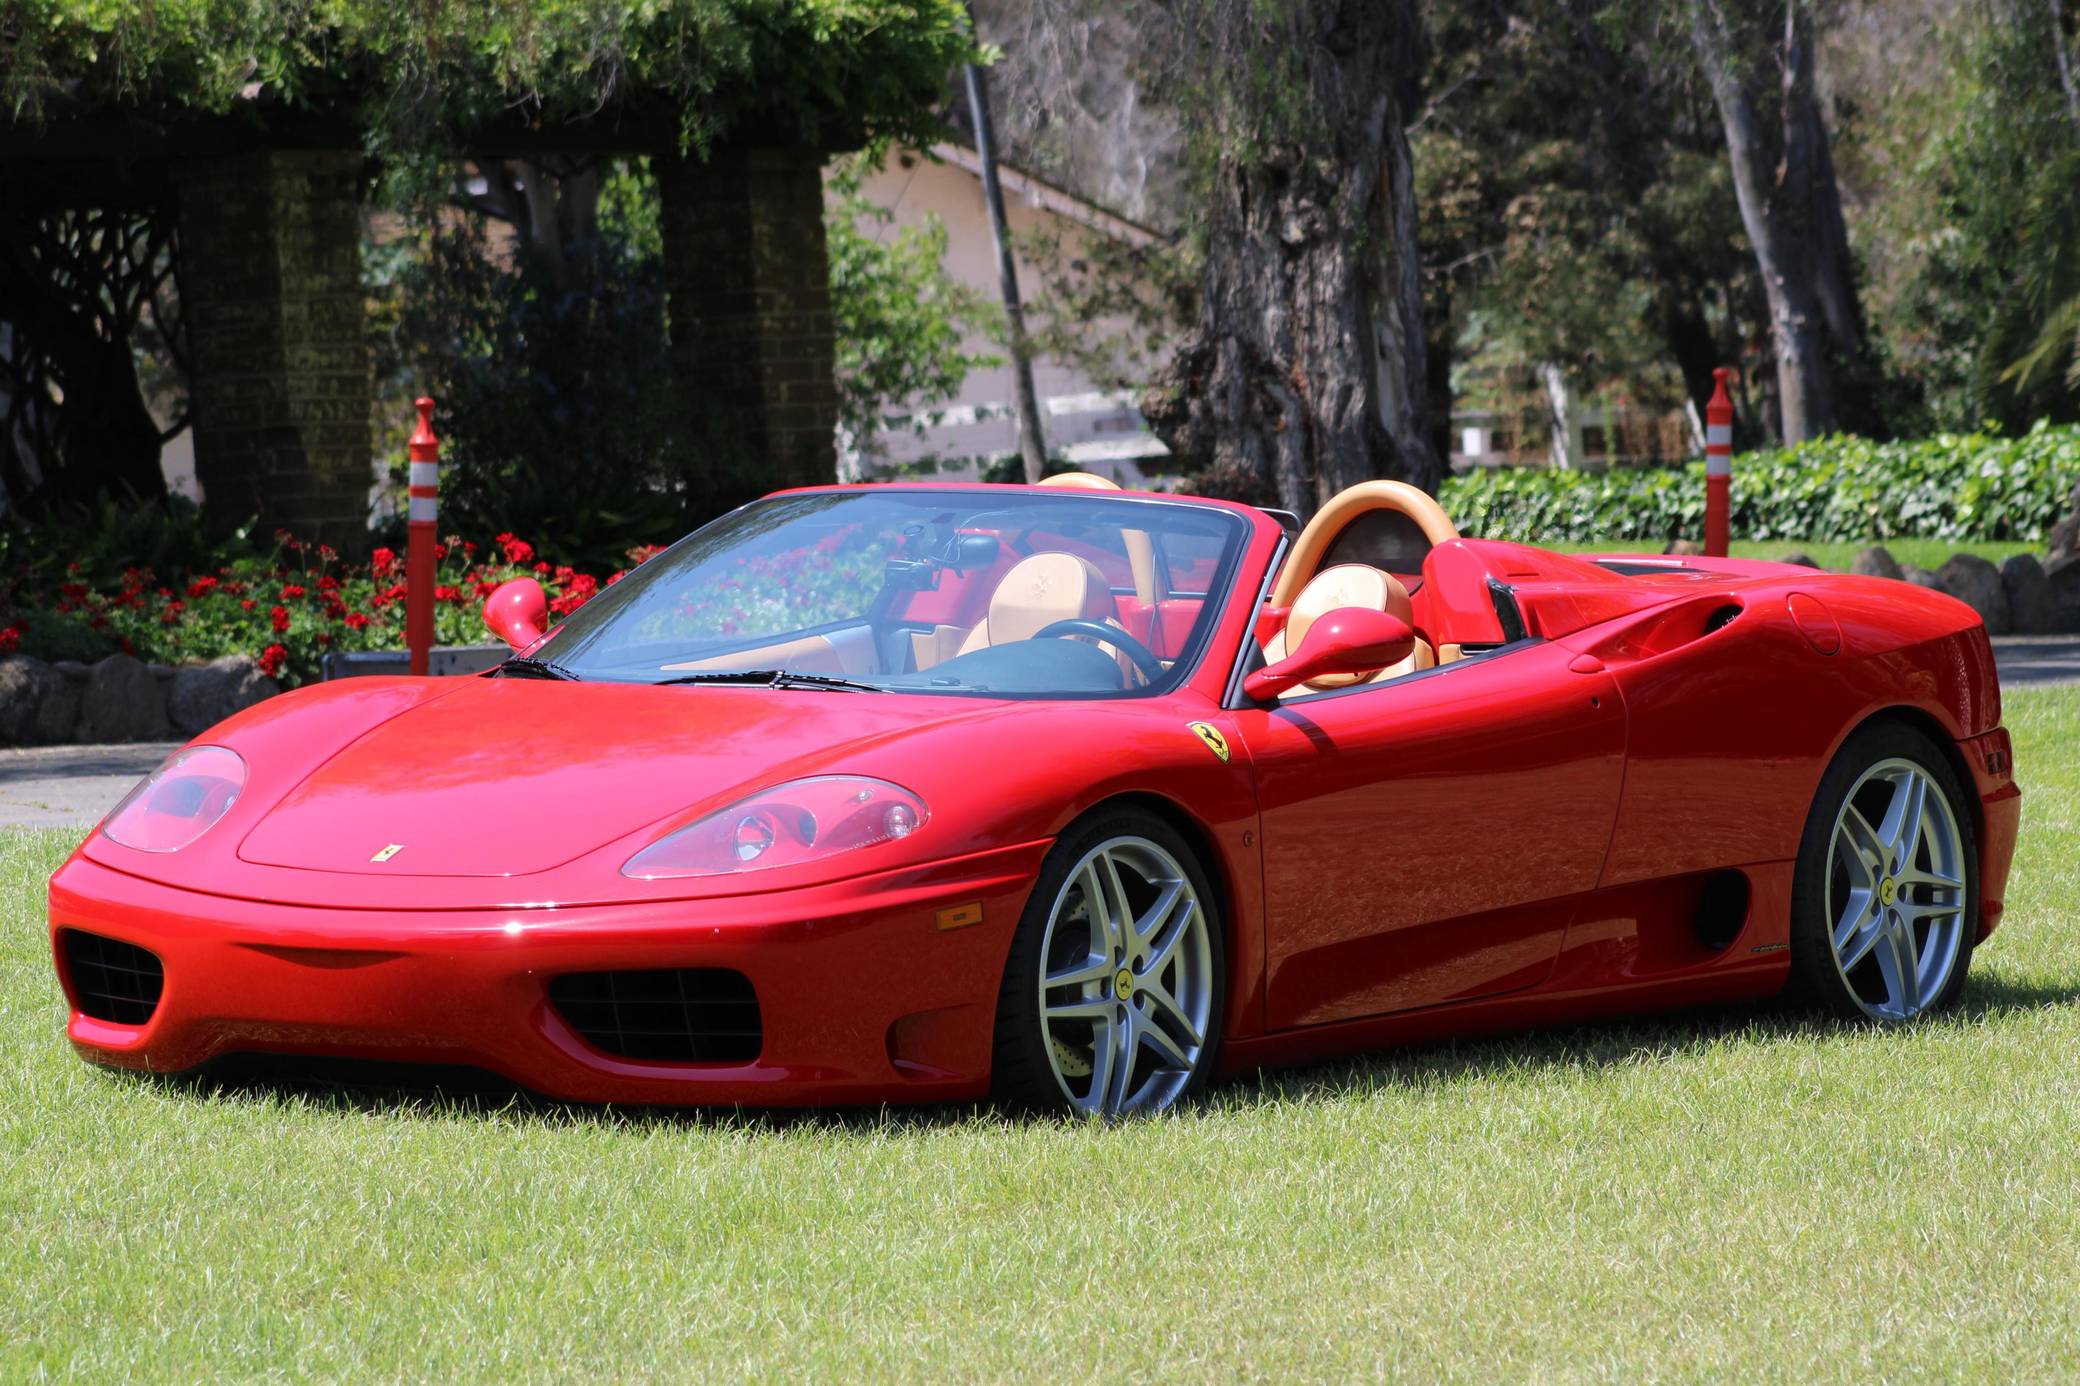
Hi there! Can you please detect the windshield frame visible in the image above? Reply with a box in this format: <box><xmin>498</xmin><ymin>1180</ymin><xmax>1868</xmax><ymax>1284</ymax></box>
<box><xmin>519</xmin><ymin>484</ymin><xmax>1264</xmax><ymax>701</ymax></box>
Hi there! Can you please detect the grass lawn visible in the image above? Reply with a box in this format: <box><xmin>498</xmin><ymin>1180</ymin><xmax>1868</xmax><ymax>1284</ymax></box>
<box><xmin>4</xmin><ymin>691</ymin><xmax>2078</xmax><ymax>1379</ymax></box>
<box><xmin>1567</xmin><ymin>537</ymin><xmax>2044</xmax><ymax>572</ymax></box>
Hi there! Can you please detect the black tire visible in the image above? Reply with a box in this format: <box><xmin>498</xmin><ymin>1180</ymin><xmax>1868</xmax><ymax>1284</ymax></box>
<box><xmin>991</xmin><ymin>808</ymin><xmax>1226</xmax><ymax>1117</ymax></box>
<box><xmin>1788</xmin><ymin>720</ymin><xmax>1978</xmax><ymax>1020</ymax></box>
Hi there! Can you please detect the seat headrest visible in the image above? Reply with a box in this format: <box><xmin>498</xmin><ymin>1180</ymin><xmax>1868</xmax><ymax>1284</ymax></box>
<box><xmin>1285</xmin><ymin>564</ymin><xmax>1414</xmax><ymax>650</ymax></box>
<box><xmin>986</xmin><ymin>552</ymin><xmax>1115</xmax><ymax>644</ymax></box>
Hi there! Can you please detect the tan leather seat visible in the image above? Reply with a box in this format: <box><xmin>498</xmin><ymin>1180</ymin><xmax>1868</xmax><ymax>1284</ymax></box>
<box><xmin>956</xmin><ymin>552</ymin><xmax>1119</xmax><ymax>656</ymax></box>
<box><xmin>1261</xmin><ymin>563</ymin><xmax>1435</xmax><ymax>699</ymax></box>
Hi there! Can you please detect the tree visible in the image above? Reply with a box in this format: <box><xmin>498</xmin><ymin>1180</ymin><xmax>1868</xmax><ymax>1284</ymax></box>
<box><xmin>1142</xmin><ymin>0</ymin><xmax>1438</xmax><ymax>513</ymax></box>
<box><xmin>1685</xmin><ymin>0</ymin><xmax>1869</xmax><ymax>442</ymax></box>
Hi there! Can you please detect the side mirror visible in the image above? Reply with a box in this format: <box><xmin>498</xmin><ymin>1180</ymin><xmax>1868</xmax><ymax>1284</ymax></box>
<box><xmin>1243</xmin><ymin>606</ymin><xmax>1415</xmax><ymax>700</ymax></box>
<box><xmin>483</xmin><ymin>577</ymin><xmax>548</xmax><ymax>651</ymax></box>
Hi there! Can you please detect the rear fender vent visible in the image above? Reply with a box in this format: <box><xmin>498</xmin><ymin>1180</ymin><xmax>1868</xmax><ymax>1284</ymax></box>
<box><xmin>547</xmin><ymin>968</ymin><xmax>761</xmax><ymax>1064</ymax></box>
<box><xmin>61</xmin><ymin>930</ymin><xmax>165</xmax><ymax>1025</ymax></box>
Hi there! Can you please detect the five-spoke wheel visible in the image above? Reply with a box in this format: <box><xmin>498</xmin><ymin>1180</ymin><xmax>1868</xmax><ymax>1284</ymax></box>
<box><xmin>992</xmin><ymin>814</ymin><xmax>1223</xmax><ymax>1116</ymax></box>
<box><xmin>1792</xmin><ymin>723</ymin><xmax>1977</xmax><ymax>1021</ymax></box>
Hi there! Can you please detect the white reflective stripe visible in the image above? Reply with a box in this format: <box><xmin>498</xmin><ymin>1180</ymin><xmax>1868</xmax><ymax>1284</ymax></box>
<box><xmin>409</xmin><ymin>496</ymin><xmax>439</xmax><ymax>523</ymax></box>
<box><xmin>1706</xmin><ymin>456</ymin><xmax>1731</xmax><ymax>477</ymax></box>
<box><xmin>1706</xmin><ymin>424</ymin><xmax>1734</xmax><ymax>449</ymax></box>
<box><xmin>409</xmin><ymin>461</ymin><xmax>440</xmax><ymax>487</ymax></box>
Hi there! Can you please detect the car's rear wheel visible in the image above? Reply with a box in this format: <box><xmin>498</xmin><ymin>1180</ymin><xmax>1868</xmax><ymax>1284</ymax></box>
<box><xmin>1789</xmin><ymin>722</ymin><xmax>1977</xmax><ymax>1021</ymax></box>
<box><xmin>991</xmin><ymin>811</ymin><xmax>1224</xmax><ymax>1117</ymax></box>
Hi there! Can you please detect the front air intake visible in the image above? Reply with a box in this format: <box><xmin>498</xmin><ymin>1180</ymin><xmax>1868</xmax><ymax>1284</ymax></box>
<box><xmin>547</xmin><ymin>968</ymin><xmax>761</xmax><ymax>1063</ymax></box>
<box><xmin>60</xmin><ymin>930</ymin><xmax>164</xmax><ymax>1025</ymax></box>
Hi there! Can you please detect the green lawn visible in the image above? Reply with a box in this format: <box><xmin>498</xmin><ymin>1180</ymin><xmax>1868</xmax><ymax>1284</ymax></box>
<box><xmin>1567</xmin><ymin>537</ymin><xmax>2043</xmax><ymax>572</ymax></box>
<box><xmin>5</xmin><ymin>691</ymin><xmax>2078</xmax><ymax>1379</ymax></box>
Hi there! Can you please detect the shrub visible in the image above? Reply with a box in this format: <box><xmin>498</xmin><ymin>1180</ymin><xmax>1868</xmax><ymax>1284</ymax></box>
<box><xmin>1440</xmin><ymin>421</ymin><xmax>2080</xmax><ymax>546</ymax></box>
<box><xmin>0</xmin><ymin>528</ymin><xmax>643</xmax><ymax>688</ymax></box>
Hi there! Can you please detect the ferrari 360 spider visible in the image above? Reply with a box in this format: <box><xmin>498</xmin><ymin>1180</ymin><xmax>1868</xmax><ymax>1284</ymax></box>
<box><xmin>48</xmin><ymin>477</ymin><xmax>2020</xmax><ymax>1115</ymax></box>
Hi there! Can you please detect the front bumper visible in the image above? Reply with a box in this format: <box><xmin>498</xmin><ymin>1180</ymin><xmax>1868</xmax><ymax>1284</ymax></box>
<box><xmin>48</xmin><ymin>840</ymin><xmax>1048</xmax><ymax>1106</ymax></box>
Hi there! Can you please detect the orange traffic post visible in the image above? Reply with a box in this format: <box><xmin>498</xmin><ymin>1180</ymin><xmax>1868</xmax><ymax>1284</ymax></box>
<box><xmin>1704</xmin><ymin>368</ymin><xmax>1733</xmax><ymax>558</ymax></box>
<box><xmin>406</xmin><ymin>396</ymin><xmax>440</xmax><ymax>677</ymax></box>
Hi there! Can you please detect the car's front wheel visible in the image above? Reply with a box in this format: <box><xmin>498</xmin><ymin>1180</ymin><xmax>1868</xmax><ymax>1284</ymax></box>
<box><xmin>991</xmin><ymin>811</ymin><xmax>1224</xmax><ymax>1117</ymax></box>
<box><xmin>1789</xmin><ymin>721</ymin><xmax>1978</xmax><ymax>1021</ymax></box>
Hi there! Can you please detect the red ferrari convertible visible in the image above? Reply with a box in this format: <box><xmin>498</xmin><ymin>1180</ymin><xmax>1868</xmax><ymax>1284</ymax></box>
<box><xmin>49</xmin><ymin>477</ymin><xmax>2020</xmax><ymax>1116</ymax></box>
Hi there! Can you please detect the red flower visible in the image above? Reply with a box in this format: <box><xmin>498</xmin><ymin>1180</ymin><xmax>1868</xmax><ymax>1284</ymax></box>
<box><xmin>566</xmin><ymin>573</ymin><xmax>598</xmax><ymax>600</ymax></box>
<box><xmin>344</xmin><ymin>611</ymin><xmax>371</xmax><ymax>631</ymax></box>
<box><xmin>433</xmin><ymin>542</ymin><xmax>448</xmax><ymax>560</ymax></box>
<box><xmin>372</xmin><ymin>547</ymin><xmax>397</xmax><ymax>577</ymax></box>
<box><xmin>280</xmin><ymin>584</ymin><xmax>307</xmax><ymax>600</ymax></box>
<box><xmin>629</xmin><ymin>544</ymin><xmax>666</xmax><ymax>565</ymax></box>
<box><xmin>259</xmin><ymin>643</ymin><xmax>287</xmax><ymax>677</ymax></box>
<box><xmin>323</xmin><ymin>596</ymin><xmax>348</xmax><ymax>619</ymax></box>
<box><xmin>498</xmin><ymin>533</ymin><xmax>535</xmax><ymax>565</ymax></box>
<box><xmin>161</xmin><ymin>600</ymin><xmax>185</xmax><ymax>625</ymax></box>
<box><xmin>186</xmin><ymin>577</ymin><xmax>219</xmax><ymax>598</ymax></box>
<box><xmin>317</xmin><ymin>574</ymin><xmax>340</xmax><ymax>592</ymax></box>
<box><xmin>532</xmin><ymin>560</ymin><xmax>551</xmax><ymax>575</ymax></box>
<box><xmin>434</xmin><ymin>584</ymin><xmax>464</xmax><ymax>604</ymax></box>
<box><xmin>0</xmin><ymin>624</ymin><xmax>20</xmax><ymax>655</ymax></box>
<box><xmin>606</xmin><ymin>570</ymin><xmax>626</xmax><ymax>585</ymax></box>
<box><xmin>270</xmin><ymin>605</ymin><xmax>290</xmax><ymax>634</ymax></box>
<box><xmin>240</xmin><ymin>599</ymin><xmax>256</xmax><ymax>611</ymax></box>
<box><xmin>60</xmin><ymin>581</ymin><xmax>88</xmax><ymax>600</ymax></box>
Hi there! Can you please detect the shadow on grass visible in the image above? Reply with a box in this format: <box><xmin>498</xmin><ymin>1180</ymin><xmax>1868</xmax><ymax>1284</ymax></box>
<box><xmin>114</xmin><ymin>970</ymin><xmax>2080</xmax><ymax>1134</ymax></box>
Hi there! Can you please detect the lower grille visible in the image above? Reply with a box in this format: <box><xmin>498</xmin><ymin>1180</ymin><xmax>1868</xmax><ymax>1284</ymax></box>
<box><xmin>61</xmin><ymin>930</ymin><xmax>164</xmax><ymax>1025</ymax></box>
<box><xmin>547</xmin><ymin>968</ymin><xmax>761</xmax><ymax>1064</ymax></box>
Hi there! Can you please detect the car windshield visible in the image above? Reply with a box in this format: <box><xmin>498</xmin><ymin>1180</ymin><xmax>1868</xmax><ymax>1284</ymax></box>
<box><xmin>528</xmin><ymin>489</ymin><xmax>1251</xmax><ymax>697</ymax></box>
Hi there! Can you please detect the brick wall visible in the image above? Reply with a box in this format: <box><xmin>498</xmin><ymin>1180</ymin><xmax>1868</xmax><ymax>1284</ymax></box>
<box><xmin>658</xmin><ymin>149</ymin><xmax>839</xmax><ymax>509</ymax></box>
<box><xmin>174</xmin><ymin>149</ymin><xmax>371</xmax><ymax>546</ymax></box>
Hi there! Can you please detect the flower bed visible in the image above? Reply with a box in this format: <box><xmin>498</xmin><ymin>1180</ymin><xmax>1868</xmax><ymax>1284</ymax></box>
<box><xmin>1</xmin><ymin>530</ymin><xmax>660</xmax><ymax>689</ymax></box>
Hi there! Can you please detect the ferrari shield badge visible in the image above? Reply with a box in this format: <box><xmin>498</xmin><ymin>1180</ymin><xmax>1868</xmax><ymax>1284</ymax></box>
<box><xmin>370</xmin><ymin>843</ymin><xmax>405</xmax><ymax>863</ymax></box>
<box><xmin>1188</xmin><ymin>722</ymin><xmax>1230</xmax><ymax>764</ymax></box>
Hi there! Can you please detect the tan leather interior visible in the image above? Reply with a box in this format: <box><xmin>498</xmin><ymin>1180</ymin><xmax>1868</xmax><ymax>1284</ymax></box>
<box><xmin>908</xmin><ymin>624</ymin><xmax>970</xmax><ymax>671</ymax></box>
<box><xmin>1035</xmin><ymin>470</ymin><xmax>1159</xmax><ymax>611</ymax></box>
<box><xmin>1262</xmin><ymin>563</ymin><xmax>1435</xmax><ymax>699</ymax></box>
<box><xmin>661</xmin><ymin>630</ymin><xmax>873</xmax><ymax>676</ymax></box>
<box><xmin>957</xmin><ymin>552</ymin><xmax>1118</xmax><ymax>655</ymax></box>
<box><xmin>1270</xmin><ymin>480</ymin><xmax>1460</xmax><ymax>608</ymax></box>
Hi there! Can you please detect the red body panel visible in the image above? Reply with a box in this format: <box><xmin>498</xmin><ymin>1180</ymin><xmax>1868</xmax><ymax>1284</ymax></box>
<box><xmin>48</xmin><ymin>488</ymin><xmax>2021</xmax><ymax>1105</ymax></box>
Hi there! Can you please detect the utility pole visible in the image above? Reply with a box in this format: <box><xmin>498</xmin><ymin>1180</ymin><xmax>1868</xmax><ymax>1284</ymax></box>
<box><xmin>962</xmin><ymin>30</ymin><xmax>1048</xmax><ymax>484</ymax></box>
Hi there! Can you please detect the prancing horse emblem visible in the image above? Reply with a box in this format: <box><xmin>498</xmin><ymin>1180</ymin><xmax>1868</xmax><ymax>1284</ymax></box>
<box><xmin>370</xmin><ymin>843</ymin><xmax>405</xmax><ymax>863</ymax></box>
<box><xmin>1188</xmin><ymin>722</ymin><xmax>1230</xmax><ymax>764</ymax></box>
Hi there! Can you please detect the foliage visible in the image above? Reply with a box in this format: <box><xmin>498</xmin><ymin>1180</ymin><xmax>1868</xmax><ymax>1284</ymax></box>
<box><xmin>1442</xmin><ymin>422</ymin><xmax>2080</xmax><ymax>546</ymax></box>
<box><xmin>825</xmin><ymin>151</ymin><xmax>999</xmax><ymax>462</ymax></box>
<box><xmin>0</xmin><ymin>523</ymin><xmax>646</xmax><ymax>687</ymax></box>
<box><xmin>0</xmin><ymin>0</ymin><xmax>977</xmax><ymax>157</ymax></box>
<box><xmin>1884</xmin><ymin>1</ymin><xmax>2080</xmax><ymax>431</ymax></box>
<box><xmin>370</xmin><ymin>174</ymin><xmax>719</xmax><ymax>574</ymax></box>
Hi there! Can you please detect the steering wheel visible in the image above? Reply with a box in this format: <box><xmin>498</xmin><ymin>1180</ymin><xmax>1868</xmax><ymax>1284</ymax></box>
<box><xmin>1031</xmin><ymin>619</ymin><xmax>1167</xmax><ymax>684</ymax></box>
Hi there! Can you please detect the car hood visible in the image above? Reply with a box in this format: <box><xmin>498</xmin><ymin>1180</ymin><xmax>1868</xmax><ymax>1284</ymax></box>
<box><xmin>232</xmin><ymin>677</ymin><xmax>1009</xmax><ymax>878</ymax></box>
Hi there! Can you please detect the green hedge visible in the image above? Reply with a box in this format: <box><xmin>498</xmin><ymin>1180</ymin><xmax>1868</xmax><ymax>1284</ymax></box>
<box><xmin>1439</xmin><ymin>421</ymin><xmax>2080</xmax><ymax>546</ymax></box>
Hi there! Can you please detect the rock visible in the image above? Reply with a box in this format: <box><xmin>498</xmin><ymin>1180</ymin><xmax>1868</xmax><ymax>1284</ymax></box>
<box><xmin>1664</xmin><ymin>538</ymin><xmax>1704</xmax><ymax>556</ymax></box>
<box><xmin>1777</xmin><ymin>551</ymin><xmax>1821</xmax><ymax>569</ymax></box>
<box><xmin>2</xmin><ymin>656</ymin><xmax>62</xmax><ymax>745</ymax></box>
<box><xmin>1900</xmin><ymin>564</ymin><xmax>1949</xmax><ymax>594</ymax></box>
<box><xmin>1936</xmin><ymin>553</ymin><xmax>2011</xmax><ymax>634</ymax></box>
<box><xmin>2047</xmin><ymin>553</ymin><xmax>2080</xmax><ymax>633</ymax></box>
<box><xmin>52</xmin><ymin>660</ymin><xmax>91</xmax><ymax>684</ymax></box>
<box><xmin>1851</xmin><ymin>545</ymin><xmax>1903</xmax><ymax>581</ymax></box>
<box><xmin>2001</xmin><ymin>553</ymin><xmax>2058</xmax><ymax>634</ymax></box>
<box><xmin>0</xmin><ymin>657</ymin><xmax>83</xmax><ymax>746</ymax></box>
<box><xmin>78</xmin><ymin>654</ymin><xmax>172</xmax><ymax>743</ymax></box>
<box><xmin>169</xmin><ymin>656</ymin><xmax>280</xmax><ymax>737</ymax></box>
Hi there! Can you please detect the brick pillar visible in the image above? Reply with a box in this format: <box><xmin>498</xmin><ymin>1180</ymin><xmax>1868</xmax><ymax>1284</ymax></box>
<box><xmin>658</xmin><ymin>149</ymin><xmax>839</xmax><ymax>510</ymax></box>
<box><xmin>174</xmin><ymin>149</ymin><xmax>371</xmax><ymax>547</ymax></box>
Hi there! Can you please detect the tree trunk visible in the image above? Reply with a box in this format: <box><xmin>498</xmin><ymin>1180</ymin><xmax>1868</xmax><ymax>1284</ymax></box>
<box><xmin>1686</xmin><ymin>0</ymin><xmax>1866</xmax><ymax>444</ymax></box>
<box><xmin>1143</xmin><ymin>0</ymin><xmax>1439</xmax><ymax>513</ymax></box>
<box><xmin>1541</xmin><ymin>364</ymin><xmax>1585</xmax><ymax>469</ymax></box>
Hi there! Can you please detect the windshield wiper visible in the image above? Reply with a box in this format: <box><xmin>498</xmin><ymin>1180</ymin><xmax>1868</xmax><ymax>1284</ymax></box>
<box><xmin>497</xmin><ymin>655</ymin><xmax>582</xmax><ymax>682</ymax></box>
<box><xmin>655</xmin><ymin>668</ymin><xmax>883</xmax><ymax>693</ymax></box>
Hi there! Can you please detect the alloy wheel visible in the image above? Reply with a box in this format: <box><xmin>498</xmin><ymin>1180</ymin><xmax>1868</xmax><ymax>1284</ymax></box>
<box><xmin>1035</xmin><ymin>835</ymin><xmax>1215</xmax><ymax>1115</ymax></box>
<box><xmin>1825</xmin><ymin>757</ymin><xmax>1968</xmax><ymax>1020</ymax></box>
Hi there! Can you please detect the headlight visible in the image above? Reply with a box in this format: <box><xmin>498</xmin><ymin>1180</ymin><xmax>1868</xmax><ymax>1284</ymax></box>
<box><xmin>621</xmin><ymin>775</ymin><xmax>928</xmax><ymax>879</ymax></box>
<box><xmin>101</xmin><ymin>745</ymin><xmax>247</xmax><ymax>853</ymax></box>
